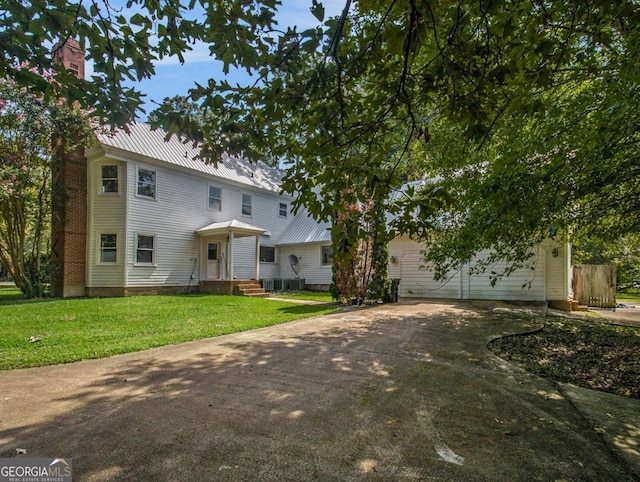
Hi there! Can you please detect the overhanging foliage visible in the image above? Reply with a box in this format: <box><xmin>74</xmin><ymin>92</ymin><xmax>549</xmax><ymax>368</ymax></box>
<box><xmin>2</xmin><ymin>1</ymin><xmax>638</xmax><ymax>285</ymax></box>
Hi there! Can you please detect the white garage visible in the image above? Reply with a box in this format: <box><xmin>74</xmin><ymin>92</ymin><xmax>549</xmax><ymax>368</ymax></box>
<box><xmin>389</xmin><ymin>237</ymin><xmax>566</xmax><ymax>302</ymax></box>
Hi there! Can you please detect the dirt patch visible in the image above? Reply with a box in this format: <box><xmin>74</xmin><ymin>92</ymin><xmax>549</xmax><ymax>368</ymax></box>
<box><xmin>488</xmin><ymin>314</ymin><xmax>640</xmax><ymax>399</ymax></box>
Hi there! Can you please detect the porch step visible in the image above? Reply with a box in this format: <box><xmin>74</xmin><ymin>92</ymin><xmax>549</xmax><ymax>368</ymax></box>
<box><xmin>233</xmin><ymin>283</ymin><xmax>269</xmax><ymax>298</ymax></box>
<box><xmin>244</xmin><ymin>292</ymin><xmax>271</xmax><ymax>298</ymax></box>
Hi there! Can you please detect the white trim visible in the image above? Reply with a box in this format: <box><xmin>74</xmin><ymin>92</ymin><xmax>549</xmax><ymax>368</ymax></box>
<box><xmin>321</xmin><ymin>245</ymin><xmax>332</xmax><ymax>267</ymax></box>
<box><xmin>97</xmin><ymin>232</ymin><xmax>118</xmax><ymax>265</ymax></box>
<box><xmin>259</xmin><ymin>245</ymin><xmax>276</xmax><ymax>263</ymax></box>
<box><xmin>134</xmin><ymin>233</ymin><xmax>157</xmax><ymax>266</ymax></box>
<box><xmin>278</xmin><ymin>202</ymin><xmax>288</xmax><ymax>218</ymax></box>
<box><xmin>135</xmin><ymin>164</ymin><xmax>157</xmax><ymax>200</ymax></box>
<box><xmin>98</xmin><ymin>163</ymin><xmax>120</xmax><ymax>196</ymax></box>
<box><xmin>241</xmin><ymin>192</ymin><xmax>253</xmax><ymax>217</ymax></box>
<box><xmin>208</xmin><ymin>184</ymin><xmax>222</xmax><ymax>211</ymax></box>
<box><xmin>196</xmin><ymin>219</ymin><xmax>266</xmax><ymax>238</ymax></box>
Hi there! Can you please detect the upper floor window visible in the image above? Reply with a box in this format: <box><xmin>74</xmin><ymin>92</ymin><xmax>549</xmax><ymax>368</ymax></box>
<box><xmin>209</xmin><ymin>185</ymin><xmax>222</xmax><ymax>211</ymax></box>
<box><xmin>101</xmin><ymin>165</ymin><xmax>118</xmax><ymax>194</ymax></box>
<box><xmin>259</xmin><ymin>246</ymin><xmax>275</xmax><ymax>263</ymax></box>
<box><xmin>321</xmin><ymin>245</ymin><xmax>332</xmax><ymax>266</ymax></box>
<box><xmin>136</xmin><ymin>234</ymin><xmax>156</xmax><ymax>264</ymax></box>
<box><xmin>242</xmin><ymin>193</ymin><xmax>252</xmax><ymax>216</ymax></box>
<box><xmin>99</xmin><ymin>234</ymin><xmax>117</xmax><ymax>263</ymax></box>
<box><xmin>137</xmin><ymin>167</ymin><xmax>156</xmax><ymax>199</ymax></box>
<box><xmin>279</xmin><ymin>202</ymin><xmax>288</xmax><ymax>217</ymax></box>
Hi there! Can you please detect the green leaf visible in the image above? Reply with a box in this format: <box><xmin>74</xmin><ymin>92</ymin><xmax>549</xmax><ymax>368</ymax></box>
<box><xmin>310</xmin><ymin>0</ymin><xmax>325</xmax><ymax>22</ymax></box>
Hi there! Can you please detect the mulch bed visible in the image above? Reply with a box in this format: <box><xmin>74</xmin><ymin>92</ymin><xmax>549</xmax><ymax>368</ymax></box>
<box><xmin>488</xmin><ymin>314</ymin><xmax>640</xmax><ymax>399</ymax></box>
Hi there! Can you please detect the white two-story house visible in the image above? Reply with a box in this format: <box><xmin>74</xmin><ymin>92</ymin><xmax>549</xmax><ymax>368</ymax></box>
<box><xmin>85</xmin><ymin>123</ymin><xmax>332</xmax><ymax>296</ymax></box>
<box><xmin>82</xmin><ymin>122</ymin><xmax>572</xmax><ymax>307</ymax></box>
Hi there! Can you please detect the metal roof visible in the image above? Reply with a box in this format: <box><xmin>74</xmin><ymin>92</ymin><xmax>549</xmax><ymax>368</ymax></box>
<box><xmin>97</xmin><ymin>123</ymin><xmax>282</xmax><ymax>193</ymax></box>
<box><xmin>278</xmin><ymin>208</ymin><xmax>331</xmax><ymax>245</ymax></box>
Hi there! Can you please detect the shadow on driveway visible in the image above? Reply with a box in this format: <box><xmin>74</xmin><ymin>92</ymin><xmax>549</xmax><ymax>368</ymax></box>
<box><xmin>0</xmin><ymin>300</ymin><xmax>638</xmax><ymax>481</ymax></box>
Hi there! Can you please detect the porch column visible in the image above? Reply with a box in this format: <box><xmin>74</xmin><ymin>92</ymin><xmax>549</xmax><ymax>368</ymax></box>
<box><xmin>254</xmin><ymin>235</ymin><xmax>260</xmax><ymax>280</ymax></box>
<box><xmin>228</xmin><ymin>232</ymin><xmax>234</xmax><ymax>280</ymax></box>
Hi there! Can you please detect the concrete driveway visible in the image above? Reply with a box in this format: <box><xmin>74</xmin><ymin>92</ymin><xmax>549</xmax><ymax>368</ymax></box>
<box><xmin>1</xmin><ymin>300</ymin><xmax>638</xmax><ymax>481</ymax></box>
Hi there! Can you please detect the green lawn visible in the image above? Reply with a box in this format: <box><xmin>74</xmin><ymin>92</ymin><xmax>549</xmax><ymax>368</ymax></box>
<box><xmin>0</xmin><ymin>292</ymin><xmax>337</xmax><ymax>370</ymax></box>
<box><xmin>617</xmin><ymin>288</ymin><xmax>640</xmax><ymax>303</ymax></box>
<box><xmin>271</xmin><ymin>290</ymin><xmax>335</xmax><ymax>302</ymax></box>
<box><xmin>0</xmin><ymin>285</ymin><xmax>24</xmax><ymax>301</ymax></box>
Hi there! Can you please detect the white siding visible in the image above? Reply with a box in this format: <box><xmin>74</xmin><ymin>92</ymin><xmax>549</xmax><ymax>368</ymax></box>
<box><xmin>398</xmin><ymin>253</ymin><xmax>462</xmax><ymax>298</ymax></box>
<box><xmin>117</xmin><ymin>159</ymin><xmax>296</xmax><ymax>287</ymax></box>
<box><xmin>125</xmin><ymin>161</ymin><xmax>202</xmax><ymax>287</ymax></box>
<box><xmin>278</xmin><ymin>243</ymin><xmax>333</xmax><ymax>286</ymax></box>
<box><xmin>466</xmin><ymin>250</ymin><xmax>546</xmax><ymax>301</ymax></box>
<box><xmin>248</xmin><ymin>191</ymin><xmax>294</xmax><ymax>243</ymax></box>
<box><xmin>390</xmin><ymin>236</ymin><xmax>461</xmax><ymax>298</ymax></box>
<box><xmin>389</xmin><ymin>237</ymin><xmax>547</xmax><ymax>301</ymax></box>
<box><xmin>259</xmin><ymin>243</ymin><xmax>280</xmax><ymax>280</ymax></box>
<box><xmin>232</xmin><ymin>237</ymin><xmax>257</xmax><ymax>279</ymax></box>
<box><xmin>87</xmin><ymin>160</ymin><xmax>127</xmax><ymax>288</ymax></box>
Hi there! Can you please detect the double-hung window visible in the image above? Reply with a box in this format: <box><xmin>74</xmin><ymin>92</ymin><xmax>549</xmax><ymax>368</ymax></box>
<box><xmin>209</xmin><ymin>185</ymin><xmax>222</xmax><ymax>211</ymax></box>
<box><xmin>137</xmin><ymin>167</ymin><xmax>156</xmax><ymax>199</ymax></box>
<box><xmin>99</xmin><ymin>234</ymin><xmax>117</xmax><ymax>263</ymax></box>
<box><xmin>279</xmin><ymin>202</ymin><xmax>287</xmax><ymax>217</ymax></box>
<box><xmin>241</xmin><ymin>193</ymin><xmax>252</xmax><ymax>216</ymax></box>
<box><xmin>101</xmin><ymin>165</ymin><xmax>118</xmax><ymax>194</ymax></box>
<box><xmin>321</xmin><ymin>245</ymin><xmax>332</xmax><ymax>266</ymax></box>
<box><xmin>136</xmin><ymin>234</ymin><xmax>156</xmax><ymax>264</ymax></box>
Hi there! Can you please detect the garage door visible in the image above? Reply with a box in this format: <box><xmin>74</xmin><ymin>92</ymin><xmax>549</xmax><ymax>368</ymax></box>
<box><xmin>399</xmin><ymin>251</ymin><xmax>546</xmax><ymax>301</ymax></box>
<box><xmin>399</xmin><ymin>253</ymin><xmax>462</xmax><ymax>299</ymax></box>
<box><xmin>466</xmin><ymin>251</ymin><xmax>546</xmax><ymax>301</ymax></box>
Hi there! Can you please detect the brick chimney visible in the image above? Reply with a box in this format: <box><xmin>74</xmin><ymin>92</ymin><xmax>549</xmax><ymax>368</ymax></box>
<box><xmin>52</xmin><ymin>38</ymin><xmax>85</xmax><ymax>80</ymax></box>
<box><xmin>50</xmin><ymin>39</ymin><xmax>88</xmax><ymax>298</ymax></box>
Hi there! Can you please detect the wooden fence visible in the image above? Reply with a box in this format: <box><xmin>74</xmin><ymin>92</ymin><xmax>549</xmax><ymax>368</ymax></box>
<box><xmin>573</xmin><ymin>264</ymin><xmax>616</xmax><ymax>308</ymax></box>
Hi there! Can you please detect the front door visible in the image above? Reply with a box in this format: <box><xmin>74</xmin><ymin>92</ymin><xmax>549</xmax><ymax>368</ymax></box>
<box><xmin>206</xmin><ymin>242</ymin><xmax>219</xmax><ymax>279</ymax></box>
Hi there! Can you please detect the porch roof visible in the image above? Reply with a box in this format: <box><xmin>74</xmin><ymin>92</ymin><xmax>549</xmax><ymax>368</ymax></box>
<box><xmin>196</xmin><ymin>219</ymin><xmax>266</xmax><ymax>238</ymax></box>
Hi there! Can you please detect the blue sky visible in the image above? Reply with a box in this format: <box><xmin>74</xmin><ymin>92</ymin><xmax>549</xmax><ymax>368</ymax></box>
<box><xmin>118</xmin><ymin>0</ymin><xmax>346</xmax><ymax>119</ymax></box>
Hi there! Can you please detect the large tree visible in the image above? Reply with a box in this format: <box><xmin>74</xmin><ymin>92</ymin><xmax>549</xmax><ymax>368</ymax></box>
<box><xmin>154</xmin><ymin>1</ymin><xmax>639</xmax><ymax>282</ymax></box>
<box><xmin>3</xmin><ymin>1</ymin><xmax>639</xmax><ymax>285</ymax></box>
<box><xmin>0</xmin><ymin>71</ymin><xmax>92</xmax><ymax>297</ymax></box>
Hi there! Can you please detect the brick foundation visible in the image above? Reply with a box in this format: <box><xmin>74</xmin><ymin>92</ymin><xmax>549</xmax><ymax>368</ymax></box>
<box><xmin>86</xmin><ymin>286</ymin><xmax>199</xmax><ymax>297</ymax></box>
<box><xmin>125</xmin><ymin>286</ymin><xmax>199</xmax><ymax>296</ymax></box>
<box><xmin>86</xmin><ymin>287</ymin><xmax>127</xmax><ymax>297</ymax></box>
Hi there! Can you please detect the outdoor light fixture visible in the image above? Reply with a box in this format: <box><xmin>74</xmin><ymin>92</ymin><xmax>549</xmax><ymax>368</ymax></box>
<box><xmin>551</xmin><ymin>248</ymin><xmax>559</xmax><ymax>257</ymax></box>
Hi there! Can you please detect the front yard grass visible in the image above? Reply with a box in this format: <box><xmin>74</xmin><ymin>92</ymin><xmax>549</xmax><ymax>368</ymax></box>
<box><xmin>617</xmin><ymin>288</ymin><xmax>640</xmax><ymax>303</ymax></box>
<box><xmin>0</xmin><ymin>293</ymin><xmax>337</xmax><ymax>370</ymax></box>
<box><xmin>489</xmin><ymin>314</ymin><xmax>640</xmax><ymax>399</ymax></box>
<box><xmin>271</xmin><ymin>290</ymin><xmax>334</xmax><ymax>302</ymax></box>
<box><xmin>0</xmin><ymin>284</ymin><xmax>24</xmax><ymax>301</ymax></box>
